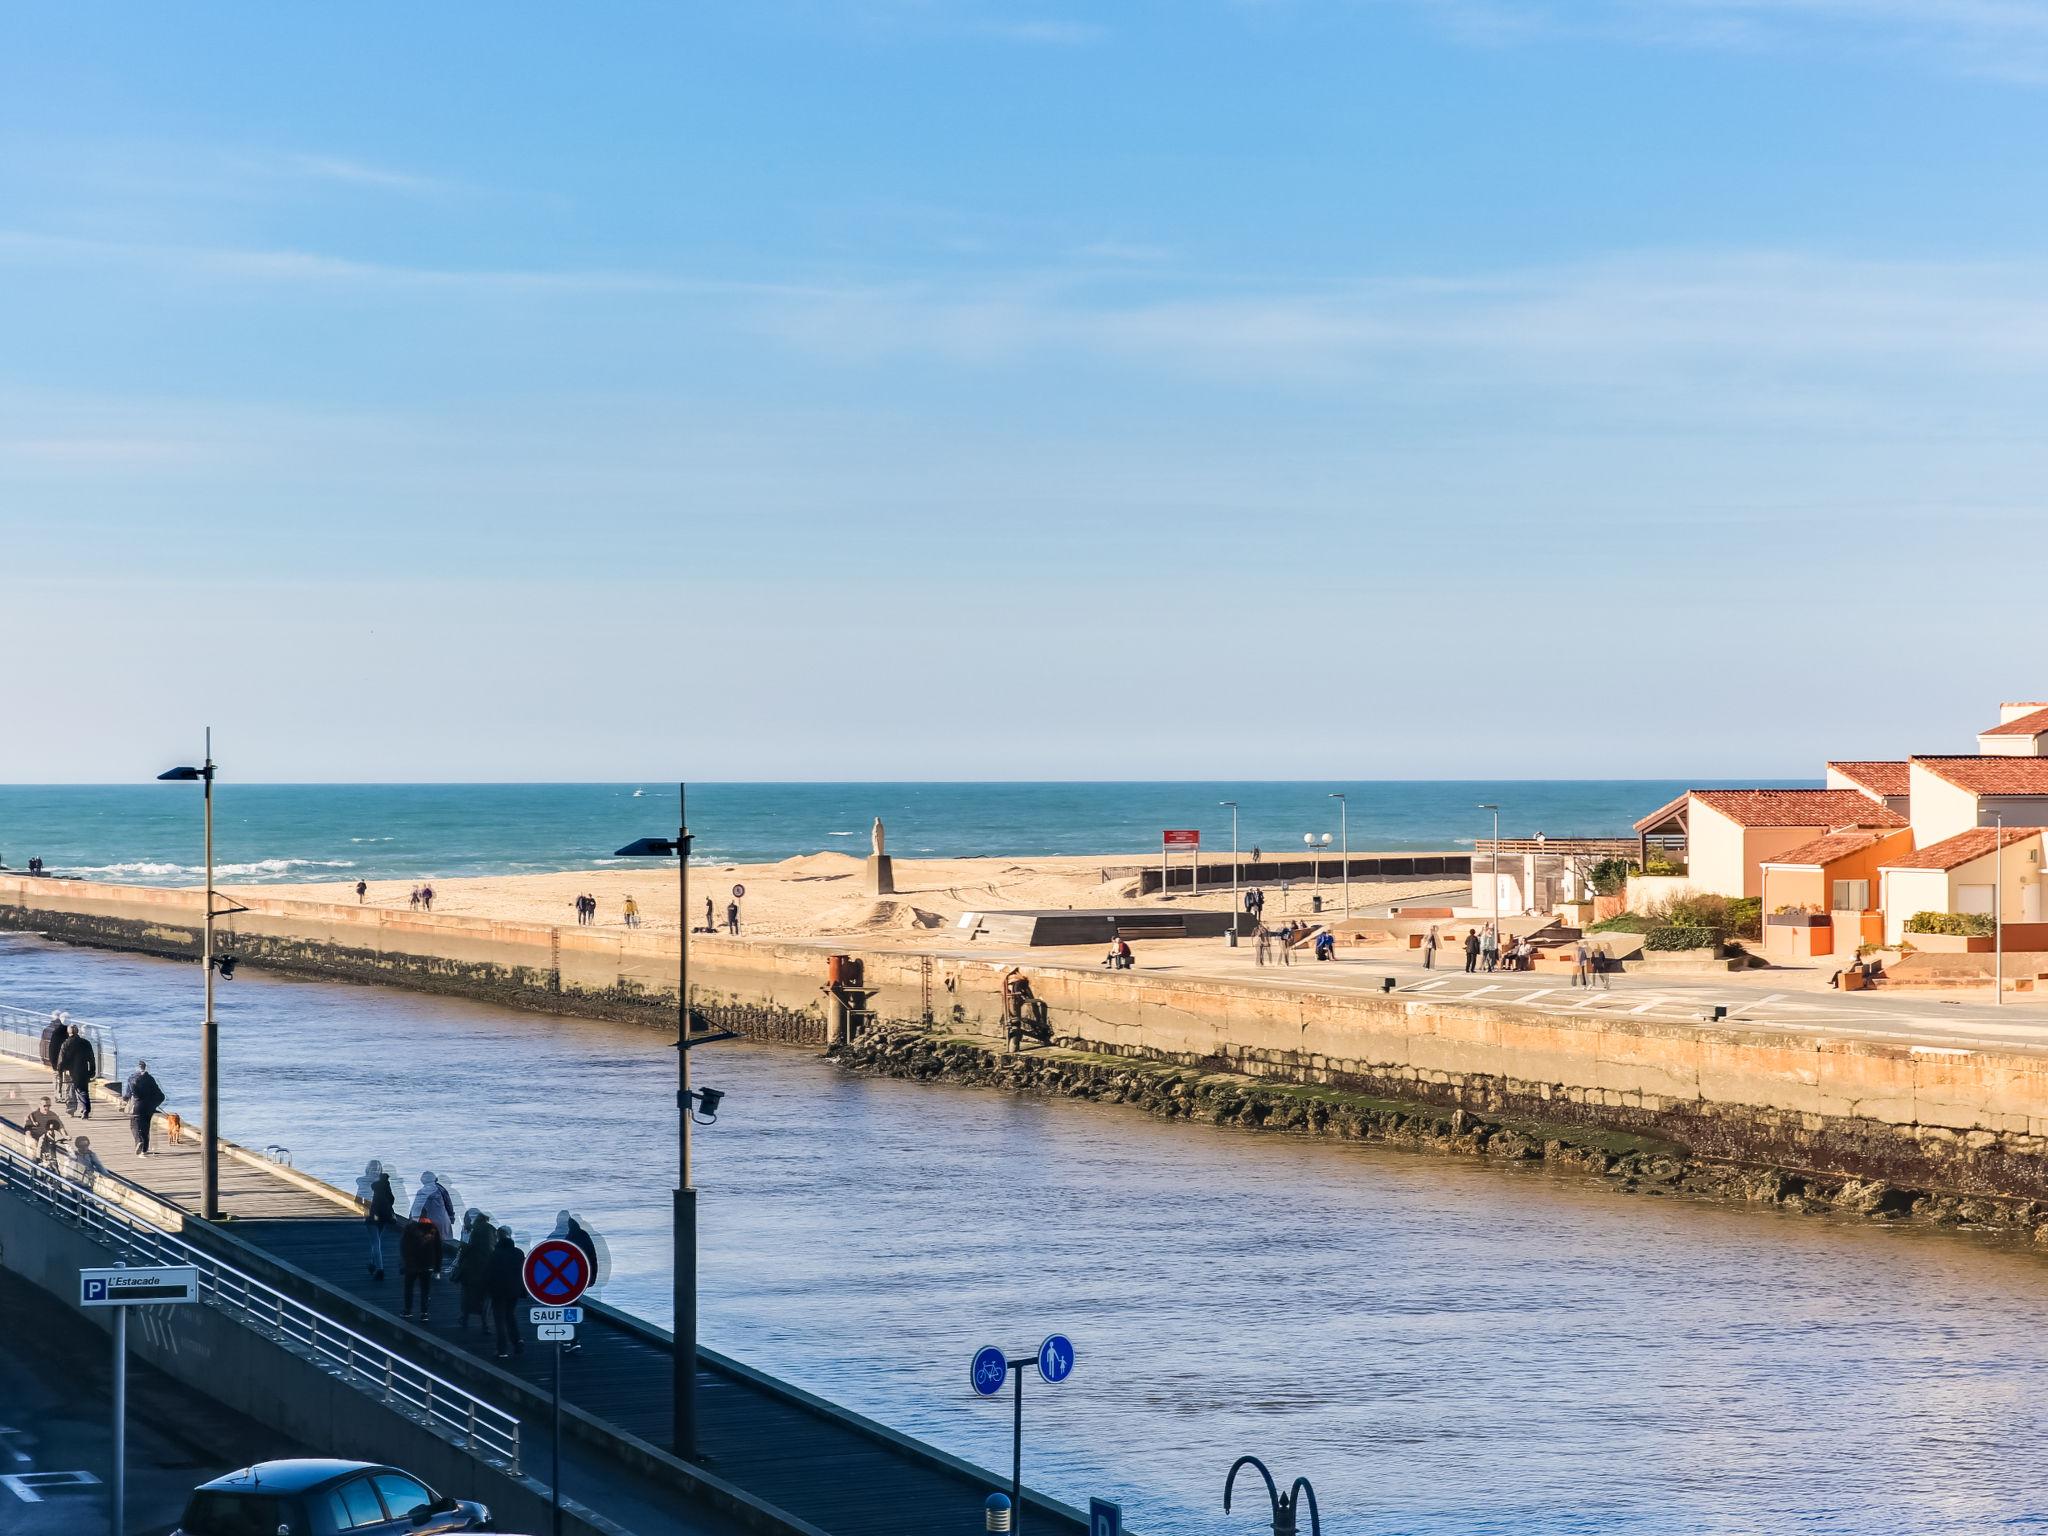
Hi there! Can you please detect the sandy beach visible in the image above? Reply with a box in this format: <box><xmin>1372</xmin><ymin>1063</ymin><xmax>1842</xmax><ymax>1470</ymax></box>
<box><xmin>249</xmin><ymin>852</ymin><xmax>1467</xmax><ymax>949</ymax></box>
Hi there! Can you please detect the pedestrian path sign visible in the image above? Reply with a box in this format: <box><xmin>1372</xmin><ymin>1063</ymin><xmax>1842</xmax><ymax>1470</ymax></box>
<box><xmin>1036</xmin><ymin>1334</ymin><xmax>1074</xmax><ymax>1384</ymax></box>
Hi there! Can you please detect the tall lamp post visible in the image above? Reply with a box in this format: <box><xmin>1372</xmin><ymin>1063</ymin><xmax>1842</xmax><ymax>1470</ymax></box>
<box><xmin>614</xmin><ymin>783</ymin><xmax>734</xmax><ymax>1460</ymax></box>
<box><xmin>1994</xmin><ymin>811</ymin><xmax>2005</xmax><ymax>1007</ymax></box>
<box><xmin>1220</xmin><ymin>801</ymin><xmax>1239</xmax><ymax>947</ymax></box>
<box><xmin>1328</xmin><ymin>793</ymin><xmax>1349</xmax><ymax>918</ymax></box>
<box><xmin>156</xmin><ymin>732</ymin><xmax>222</xmax><ymax>1221</ymax></box>
<box><xmin>1478</xmin><ymin>803</ymin><xmax>1501</xmax><ymax>944</ymax></box>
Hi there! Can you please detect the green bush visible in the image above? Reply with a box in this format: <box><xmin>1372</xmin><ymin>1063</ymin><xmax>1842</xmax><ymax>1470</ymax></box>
<box><xmin>1588</xmin><ymin>913</ymin><xmax>1652</xmax><ymax>934</ymax></box>
<box><xmin>1645</xmin><ymin>925</ymin><xmax>1722</xmax><ymax>951</ymax></box>
<box><xmin>1904</xmin><ymin>911</ymin><xmax>1996</xmax><ymax>937</ymax></box>
<box><xmin>1588</xmin><ymin>857</ymin><xmax>1637</xmax><ymax>897</ymax></box>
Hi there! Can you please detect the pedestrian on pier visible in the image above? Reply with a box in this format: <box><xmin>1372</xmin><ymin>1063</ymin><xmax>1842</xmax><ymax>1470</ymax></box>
<box><xmin>623</xmin><ymin>895</ymin><xmax>640</xmax><ymax>927</ymax></box>
<box><xmin>57</xmin><ymin>1025</ymin><xmax>96</xmax><ymax>1118</ymax></box>
<box><xmin>1463</xmin><ymin>929</ymin><xmax>1480</xmax><ymax>974</ymax></box>
<box><xmin>1275</xmin><ymin>921</ymin><xmax>1294</xmax><ymax>966</ymax></box>
<box><xmin>1591</xmin><ymin>942</ymin><xmax>1612</xmax><ymax>989</ymax></box>
<box><xmin>487</xmin><ymin>1226</ymin><xmax>526</xmax><ymax>1359</ymax></box>
<box><xmin>355</xmin><ymin>880</ymin><xmax>367</xmax><ymax>903</ymax></box>
<box><xmin>1571</xmin><ymin>940</ymin><xmax>1591</xmax><ymax>987</ymax></box>
<box><xmin>409</xmin><ymin>887</ymin><xmax>422</xmax><ymax>910</ymax></box>
<box><xmin>411</xmin><ymin>1170</ymin><xmax>456</xmax><ymax>1243</ymax></box>
<box><xmin>703</xmin><ymin>896</ymin><xmax>714</xmax><ymax>932</ymax></box>
<box><xmin>1481</xmin><ymin>928</ymin><xmax>1499</xmax><ymax>972</ymax></box>
<box><xmin>455</xmin><ymin>1212</ymin><xmax>497</xmax><ymax>1331</ymax></box>
<box><xmin>1254</xmin><ymin>924</ymin><xmax>1271</xmax><ymax>966</ymax></box>
<box><xmin>421</xmin><ymin>884</ymin><xmax>435</xmax><ymax>912</ymax></box>
<box><xmin>41</xmin><ymin>1012</ymin><xmax>67</xmax><ymax>1096</ymax></box>
<box><xmin>399</xmin><ymin>1216</ymin><xmax>443</xmax><ymax>1321</ymax></box>
<box><xmin>726</xmin><ymin>900</ymin><xmax>741</xmax><ymax>935</ymax></box>
<box><xmin>67</xmin><ymin>1134</ymin><xmax>108</xmax><ymax>1186</ymax></box>
<box><xmin>122</xmin><ymin>1060</ymin><xmax>165</xmax><ymax>1156</ymax></box>
<box><xmin>1423</xmin><ymin>925</ymin><xmax>1439</xmax><ymax>969</ymax></box>
<box><xmin>25</xmin><ymin>1097</ymin><xmax>63</xmax><ymax>1166</ymax></box>
<box><xmin>364</xmin><ymin>1162</ymin><xmax>397</xmax><ymax>1281</ymax></box>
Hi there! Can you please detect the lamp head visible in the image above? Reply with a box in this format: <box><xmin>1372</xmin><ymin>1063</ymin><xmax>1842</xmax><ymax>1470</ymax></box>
<box><xmin>157</xmin><ymin>767</ymin><xmax>203</xmax><ymax>781</ymax></box>
<box><xmin>614</xmin><ymin>837</ymin><xmax>679</xmax><ymax>858</ymax></box>
<box><xmin>693</xmin><ymin>1086</ymin><xmax>725</xmax><ymax>1123</ymax></box>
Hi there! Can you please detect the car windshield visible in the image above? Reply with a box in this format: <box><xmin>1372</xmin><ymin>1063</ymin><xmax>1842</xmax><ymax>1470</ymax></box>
<box><xmin>180</xmin><ymin>1490</ymin><xmax>303</xmax><ymax>1535</ymax></box>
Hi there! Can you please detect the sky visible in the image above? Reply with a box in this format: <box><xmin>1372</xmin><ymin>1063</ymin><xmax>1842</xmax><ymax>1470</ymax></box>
<box><xmin>3</xmin><ymin>1</ymin><xmax>2045</xmax><ymax>782</ymax></box>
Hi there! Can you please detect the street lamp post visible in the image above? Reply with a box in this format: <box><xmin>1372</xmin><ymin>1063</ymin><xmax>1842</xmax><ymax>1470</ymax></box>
<box><xmin>1221</xmin><ymin>801</ymin><xmax>1239</xmax><ymax>947</ymax></box>
<box><xmin>1478</xmin><ymin>803</ymin><xmax>1501</xmax><ymax>946</ymax></box>
<box><xmin>156</xmin><ymin>732</ymin><xmax>221</xmax><ymax>1221</ymax></box>
<box><xmin>1994</xmin><ymin>812</ymin><xmax>2005</xmax><ymax>1007</ymax></box>
<box><xmin>1329</xmin><ymin>793</ymin><xmax>1349</xmax><ymax>918</ymax></box>
<box><xmin>614</xmin><ymin>783</ymin><xmax>735</xmax><ymax>1460</ymax></box>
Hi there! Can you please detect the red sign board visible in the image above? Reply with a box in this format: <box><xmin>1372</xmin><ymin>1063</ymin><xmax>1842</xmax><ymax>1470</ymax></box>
<box><xmin>1162</xmin><ymin>829</ymin><xmax>1200</xmax><ymax>849</ymax></box>
<box><xmin>523</xmin><ymin>1238</ymin><xmax>592</xmax><ymax>1306</ymax></box>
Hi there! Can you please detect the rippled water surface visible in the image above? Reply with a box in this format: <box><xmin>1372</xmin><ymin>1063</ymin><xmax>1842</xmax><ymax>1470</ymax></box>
<box><xmin>5</xmin><ymin>933</ymin><xmax>2046</xmax><ymax>1533</ymax></box>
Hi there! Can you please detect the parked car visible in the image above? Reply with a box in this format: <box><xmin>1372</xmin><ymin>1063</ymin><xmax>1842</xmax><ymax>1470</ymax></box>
<box><xmin>171</xmin><ymin>1458</ymin><xmax>493</xmax><ymax>1535</ymax></box>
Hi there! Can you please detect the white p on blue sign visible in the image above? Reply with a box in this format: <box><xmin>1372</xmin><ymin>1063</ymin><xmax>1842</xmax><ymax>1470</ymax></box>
<box><xmin>1089</xmin><ymin>1497</ymin><xmax>1121</xmax><ymax>1536</ymax></box>
<box><xmin>80</xmin><ymin>1266</ymin><xmax>198</xmax><ymax>1307</ymax></box>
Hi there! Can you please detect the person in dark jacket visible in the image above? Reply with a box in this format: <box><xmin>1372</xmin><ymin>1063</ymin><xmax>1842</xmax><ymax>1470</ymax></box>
<box><xmin>1462</xmin><ymin>928</ymin><xmax>1481</xmax><ymax>975</ymax></box>
<box><xmin>122</xmin><ymin>1060</ymin><xmax>166</xmax><ymax>1155</ymax></box>
<box><xmin>486</xmin><ymin>1228</ymin><xmax>526</xmax><ymax>1359</ymax></box>
<box><xmin>57</xmin><ymin>1026</ymin><xmax>97</xmax><ymax>1118</ymax></box>
<box><xmin>455</xmin><ymin>1212</ymin><xmax>497</xmax><ymax>1331</ymax></box>
<box><xmin>399</xmin><ymin>1215</ymin><xmax>443</xmax><ymax>1321</ymax></box>
<box><xmin>42</xmin><ymin>1013</ymin><xmax>68</xmax><ymax>1094</ymax></box>
<box><xmin>364</xmin><ymin>1163</ymin><xmax>397</xmax><ymax>1280</ymax></box>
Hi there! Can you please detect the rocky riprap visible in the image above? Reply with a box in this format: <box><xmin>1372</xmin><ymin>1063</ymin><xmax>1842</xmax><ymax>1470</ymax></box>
<box><xmin>836</xmin><ymin>1027</ymin><xmax>2048</xmax><ymax>1244</ymax></box>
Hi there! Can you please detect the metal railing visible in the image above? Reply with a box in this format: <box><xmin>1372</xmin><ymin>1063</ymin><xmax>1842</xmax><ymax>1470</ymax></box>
<box><xmin>0</xmin><ymin>1135</ymin><xmax>520</xmax><ymax>1473</ymax></box>
<box><xmin>0</xmin><ymin>1002</ymin><xmax>119</xmax><ymax>1083</ymax></box>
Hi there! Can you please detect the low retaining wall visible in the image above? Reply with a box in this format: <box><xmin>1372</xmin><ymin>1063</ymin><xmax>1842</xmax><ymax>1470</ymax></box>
<box><xmin>9</xmin><ymin>878</ymin><xmax>2048</xmax><ymax>1201</ymax></box>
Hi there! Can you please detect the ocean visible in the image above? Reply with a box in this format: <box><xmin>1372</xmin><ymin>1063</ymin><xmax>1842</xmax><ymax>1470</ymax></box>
<box><xmin>0</xmin><ymin>780</ymin><xmax>1793</xmax><ymax>887</ymax></box>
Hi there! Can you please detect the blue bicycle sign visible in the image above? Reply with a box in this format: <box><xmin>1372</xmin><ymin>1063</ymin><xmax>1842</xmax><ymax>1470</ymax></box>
<box><xmin>971</xmin><ymin>1344</ymin><xmax>1009</xmax><ymax>1398</ymax></box>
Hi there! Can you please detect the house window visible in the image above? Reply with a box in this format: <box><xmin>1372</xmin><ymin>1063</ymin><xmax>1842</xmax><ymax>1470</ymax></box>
<box><xmin>1831</xmin><ymin>879</ymin><xmax>1870</xmax><ymax>911</ymax></box>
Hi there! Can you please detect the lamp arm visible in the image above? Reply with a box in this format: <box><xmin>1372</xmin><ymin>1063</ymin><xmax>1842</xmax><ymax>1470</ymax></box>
<box><xmin>1225</xmin><ymin>1456</ymin><xmax>1281</xmax><ymax>1521</ymax></box>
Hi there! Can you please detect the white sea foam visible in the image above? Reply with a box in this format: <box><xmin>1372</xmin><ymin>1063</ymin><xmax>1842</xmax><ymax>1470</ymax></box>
<box><xmin>72</xmin><ymin>857</ymin><xmax>356</xmax><ymax>882</ymax></box>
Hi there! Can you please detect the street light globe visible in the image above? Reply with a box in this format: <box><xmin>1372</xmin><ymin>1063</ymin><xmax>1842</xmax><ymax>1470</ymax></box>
<box><xmin>1320</xmin><ymin>833</ymin><xmax>1333</xmax><ymax>847</ymax></box>
<box><xmin>1302</xmin><ymin>834</ymin><xmax>1314</xmax><ymax>847</ymax></box>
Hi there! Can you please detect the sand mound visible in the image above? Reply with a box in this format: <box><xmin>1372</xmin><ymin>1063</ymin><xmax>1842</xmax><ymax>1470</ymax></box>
<box><xmin>859</xmin><ymin>901</ymin><xmax>947</xmax><ymax>930</ymax></box>
<box><xmin>778</xmin><ymin>851</ymin><xmax>865</xmax><ymax>875</ymax></box>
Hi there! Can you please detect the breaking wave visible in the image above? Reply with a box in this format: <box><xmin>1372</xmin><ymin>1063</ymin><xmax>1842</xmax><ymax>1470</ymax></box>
<box><xmin>74</xmin><ymin>858</ymin><xmax>357</xmax><ymax>882</ymax></box>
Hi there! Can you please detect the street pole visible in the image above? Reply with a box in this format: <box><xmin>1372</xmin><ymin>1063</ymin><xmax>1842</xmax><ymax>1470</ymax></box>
<box><xmin>201</xmin><ymin>730</ymin><xmax>218</xmax><ymax>1222</ymax></box>
<box><xmin>1222</xmin><ymin>801</ymin><xmax>1239</xmax><ymax>947</ymax></box>
<box><xmin>552</xmin><ymin>1339</ymin><xmax>564</xmax><ymax>1536</ymax></box>
<box><xmin>675</xmin><ymin>781</ymin><xmax>696</xmax><ymax>1459</ymax></box>
<box><xmin>111</xmin><ymin>1305</ymin><xmax>127</xmax><ymax>1536</ymax></box>
<box><xmin>1330</xmin><ymin>793</ymin><xmax>1349</xmax><ymax>918</ymax></box>
<box><xmin>1994</xmin><ymin>812</ymin><xmax>2004</xmax><ymax>1007</ymax></box>
<box><xmin>1011</xmin><ymin>1362</ymin><xmax>1025</xmax><ymax>1535</ymax></box>
<box><xmin>1478</xmin><ymin>803</ymin><xmax>1501</xmax><ymax>951</ymax></box>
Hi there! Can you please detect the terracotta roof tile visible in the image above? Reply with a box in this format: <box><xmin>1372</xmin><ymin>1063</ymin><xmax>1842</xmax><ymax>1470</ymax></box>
<box><xmin>1880</xmin><ymin>825</ymin><xmax>2038</xmax><ymax>872</ymax></box>
<box><xmin>1688</xmin><ymin>789</ymin><xmax>1908</xmax><ymax>829</ymax></box>
<box><xmin>1826</xmin><ymin>760</ymin><xmax>1910</xmax><ymax>796</ymax></box>
<box><xmin>1981</xmin><ymin>705</ymin><xmax>2048</xmax><ymax>738</ymax></box>
<box><xmin>1759</xmin><ymin>828</ymin><xmax>1901</xmax><ymax>868</ymax></box>
<box><xmin>1911</xmin><ymin>757</ymin><xmax>2048</xmax><ymax>795</ymax></box>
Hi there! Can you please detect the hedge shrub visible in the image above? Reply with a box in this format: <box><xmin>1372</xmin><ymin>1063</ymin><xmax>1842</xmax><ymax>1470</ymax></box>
<box><xmin>1904</xmin><ymin>911</ymin><xmax>1996</xmax><ymax>937</ymax></box>
<box><xmin>1645</xmin><ymin>925</ymin><xmax>1722</xmax><ymax>951</ymax></box>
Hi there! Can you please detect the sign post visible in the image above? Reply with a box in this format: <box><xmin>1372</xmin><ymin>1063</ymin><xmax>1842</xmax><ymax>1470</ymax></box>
<box><xmin>970</xmin><ymin>1334</ymin><xmax>1075</xmax><ymax>1534</ymax></box>
<box><xmin>1162</xmin><ymin>830</ymin><xmax>1199</xmax><ymax>900</ymax></box>
<box><xmin>524</xmin><ymin>1239</ymin><xmax>592</xmax><ymax>1536</ymax></box>
<box><xmin>82</xmin><ymin>1265</ymin><xmax>197</xmax><ymax>1536</ymax></box>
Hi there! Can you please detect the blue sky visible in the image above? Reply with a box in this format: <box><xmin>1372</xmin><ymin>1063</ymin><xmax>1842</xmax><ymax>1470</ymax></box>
<box><xmin>4</xmin><ymin>2</ymin><xmax>2045</xmax><ymax>781</ymax></box>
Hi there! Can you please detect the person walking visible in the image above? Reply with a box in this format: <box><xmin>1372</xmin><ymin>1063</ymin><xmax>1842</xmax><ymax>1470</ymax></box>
<box><xmin>623</xmin><ymin>895</ymin><xmax>640</xmax><ymax>928</ymax></box>
<box><xmin>487</xmin><ymin>1227</ymin><xmax>526</xmax><ymax>1359</ymax></box>
<box><xmin>1481</xmin><ymin>927</ymin><xmax>1499</xmax><ymax>973</ymax></box>
<box><xmin>1571</xmin><ymin>939</ymin><xmax>1591</xmax><ymax>988</ymax></box>
<box><xmin>1254</xmin><ymin>924</ymin><xmax>1270</xmax><ymax>966</ymax></box>
<box><xmin>702</xmin><ymin>896</ymin><xmax>714</xmax><ymax>932</ymax></box>
<box><xmin>411</xmin><ymin>1170</ymin><xmax>456</xmax><ymax>1245</ymax></box>
<box><xmin>41</xmin><ymin>1012</ymin><xmax>67</xmax><ymax>1095</ymax></box>
<box><xmin>355</xmin><ymin>880</ymin><xmax>367</xmax><ymax>904</ymax></box>
<box><xmin>122</xmin><ymin>1059</ymin><xmax>165</xmax><ymax>1156</ymax></box>
<box><xmin>455</xmin><ymin>1212</ymin><xmax>497</xmax><ymax>1331</ymax></box>
<box><xmin>57</xmin><ymin>1025</ymin><xmax>97</xmax><ymax>1118</ymax></box>
<box><xmin>67</xmin><ymin>1134</ymin><xmax>109</xmax><ymax>1186</ymax></box>
<box><xmin>1592</xmin><ymin>941</ymin><xmax>1612</xmax><ymax>989</ymax></box>
<box><xmin>365</xmin><ymin>1163</ymin><xmax>397</xmax><ymax>1281</ymax></box>
<box><xmin>25</xmin><ymin>1096</ymin><xmax>63</xmax><ymax>1167</ymax></box>
<box><xmin>398</xmin><ymin>1215</ymin><xmax>442</xmax><ymax>1321</ymax></box>
<box><xmin>409</xmin><ymin>886</ymin><xmax>422</xmax><ymax>910</ymax></box>
<box><xmin>420</xmin><ymin>884</ymin><xmax>435</xmax><ymax>912</ymax></box>
<box><xmin>726</xmin><ymin>900</ymin><xmax>740</xmax><ymax>935</ymax></box>
<box><xmin>1276</xmin><ymin>921</ymin><xmax>1294</xmax><ymax>966</ymax></box>
<box><xmin>1423</xmin><ymin>925</ymin><xmax>1439</xmax><ymax>970</ymax></box>
<box><xmin>1463</xmin><ymin>929</ymin><xmax>1481</xmax><ymax>974</ymax></box>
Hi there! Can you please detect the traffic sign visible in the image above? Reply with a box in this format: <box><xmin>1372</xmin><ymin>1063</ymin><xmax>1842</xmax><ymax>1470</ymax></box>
<box><xmin>1162</xmin><ymin>829</ymin><xmax>1199</xmax><ymax>849</ymax></box>
<box><xmin>523</xmin><ymin>1239</ymin><xmax>592</xmax><ymax>1306</ymax></box>
<box><xmin>1089</xmin><ymin>1498</ymin><xmax>1122</xmax><ymax>1536</ymax></box>
<box><xmin>732</xmin><ymin>883</ymin><xmax>746</xmax><ymax>898</ymax></box>
<box><xmin>1036</xmin><ymin>1334</ymin><xmax>1074</xmax><ymax>1384</ymax></box>
<box><xmin>529</xmin><ymin>1306</ymin><xmax>585</xmax><ymax>1325</ymax></box>
<box><xmin>80</xmin><ymin>1267</ymin><xmax>198</xmax><ymax>1307</ymax></box>
<box><xmin>536</xmin><ymin>1323</ymin><xmax>576</xmax><ymax>1343</ymax></box>
<box><xmin>971</xmin><ymin>1345</ymin><xmax>1008</xmax><ymax>1397</ymax></box>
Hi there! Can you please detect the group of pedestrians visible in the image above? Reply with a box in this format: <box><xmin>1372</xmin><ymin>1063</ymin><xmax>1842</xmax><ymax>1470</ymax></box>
<box><xmin>407</xmin><ymin>885</ymin><xmax>437</xmax><ymax>912</ymax></box>
<box><xmin>1253</xmin><ymin>920</ymin><xmax>1301</xmax><ymax>966</ymax></box>
<box><xmin>573</xmin><ymin>893</ymin><xmax>599</xmax><ymax>925</ymax></box>
<box><xmin>31</xmin><ymin>1012</ymin><xmax>169</xmax><ymax>1182</ymax></box>
<box><xmin>362</xmin><ymin>1162</ymin><xmax>604</xmax><ymax>1361</ymax></box>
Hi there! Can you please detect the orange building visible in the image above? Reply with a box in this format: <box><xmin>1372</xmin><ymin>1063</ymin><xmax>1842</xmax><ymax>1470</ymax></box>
<box><xmin>1758</xmin><ymin>827</ymin><xmax>1913</xmax><ymax>962</ymax></box>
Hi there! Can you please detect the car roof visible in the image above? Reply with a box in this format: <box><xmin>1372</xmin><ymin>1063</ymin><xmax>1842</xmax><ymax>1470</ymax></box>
<box><xmin>196</xmin><ymin>1459</ymin><xmax>399</xmax><ymax>1494</ymax></box>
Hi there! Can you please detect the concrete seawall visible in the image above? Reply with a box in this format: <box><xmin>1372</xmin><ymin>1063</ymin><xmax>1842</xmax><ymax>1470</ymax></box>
<box><xmin>7</xmin><ymin>876</ymin><xmax>2048</xmax><ymax>1203</ymax></box>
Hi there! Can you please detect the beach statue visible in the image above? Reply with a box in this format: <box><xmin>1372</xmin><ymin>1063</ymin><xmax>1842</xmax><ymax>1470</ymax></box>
<box><xmin>867</xmin><ymin>816</ymin><xmax>895</xmax><ymax>895</ymax></box>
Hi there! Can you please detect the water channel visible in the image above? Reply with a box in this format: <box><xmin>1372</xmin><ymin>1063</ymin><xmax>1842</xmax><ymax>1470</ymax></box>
<box><xmin>5</xmin><ymin>931</ymin><xmax>2045</xmax><ymax>1534</ymax></box>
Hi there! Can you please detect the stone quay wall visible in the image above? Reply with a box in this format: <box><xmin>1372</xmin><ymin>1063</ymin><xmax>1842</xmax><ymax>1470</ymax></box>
<box><xmin>6</xmin><ymin>876</ymin><xmax>2048</xmax><ymax>1203</ymax></box>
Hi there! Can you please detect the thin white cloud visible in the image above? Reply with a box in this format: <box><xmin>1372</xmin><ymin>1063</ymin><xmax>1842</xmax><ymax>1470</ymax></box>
<box><xmin>269</xmin><ymin>152</ymin><xmax>446</xmax><ymax>195</ymax></box>
<box><xmin>981</xmin><ymin>17</ymin><xmax>1106</xmax><ymax>43</ymax></box>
